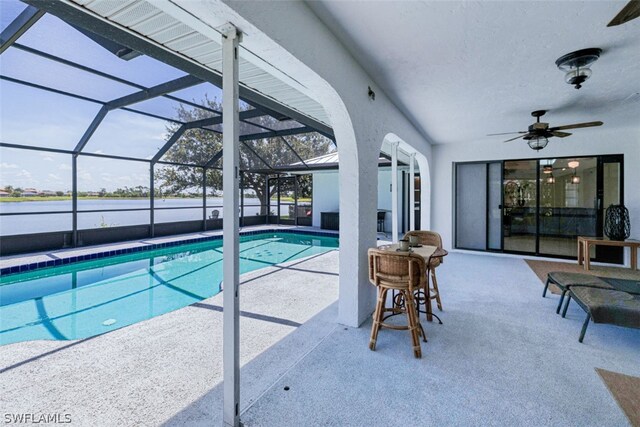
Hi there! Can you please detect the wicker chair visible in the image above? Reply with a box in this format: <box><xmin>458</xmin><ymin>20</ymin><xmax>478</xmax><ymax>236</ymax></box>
<box><xmin>404</xmin><ymin>230</ymin><xmax>444</xmax><ymax>320</ymax></box>
<box><xmin>368</xmin><ymin>247</ymin><xmax>427</xmax><ymax>358</ymax></box>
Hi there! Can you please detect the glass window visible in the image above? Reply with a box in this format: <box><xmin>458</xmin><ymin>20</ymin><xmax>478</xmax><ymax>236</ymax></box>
<box><xmin>538</xmin><ymin>157</ymin><xmax>597</xmax><ymax>257</ymax></box>
<box><xmin>81</xmin><ymin>110</ymin><xmax>170</xmax><ymax>159</ymax></box>
<box><xmin>503</xmin><ymin>160</ymin><xmax>537</xmax><ymax>253</ymax></box>
<box><xmin>0</xmin><ymin>79</ymin><xmax>102</xmax><ymax>150</ymax></box>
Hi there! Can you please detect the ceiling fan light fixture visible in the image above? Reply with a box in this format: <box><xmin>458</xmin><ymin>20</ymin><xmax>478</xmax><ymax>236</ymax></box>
<box><xmin>543</xmin><ymin>165</ymin><xmax>553</xmax><ymax>174</ymax></box>
<box><xmin>568</xmin><ymin>160</ymin><xmax>580</xmax><ymax>169</ymax></box>
<box><xmin>527</xmin><ymin>135</ymin><xmax>548</xmax><ymax>151</ymax></box>
<box><xmin>564</xmin><ymin>67</ymin><xmax>592</xmax><ymax>89</ymax></box>
<box><xmin>556</xmin><ymin>48</ymin><xmax>602</xmax><ymax>89</ymax></box>
<box><xmin>546</xmin><ymin>174</ymin><xmax>556</xmax><ymax>184</ymax></box>
<box><xmin>571</xmin><ymin>174</ymin><xmax>581</xmax><ymax>184</ymax></box>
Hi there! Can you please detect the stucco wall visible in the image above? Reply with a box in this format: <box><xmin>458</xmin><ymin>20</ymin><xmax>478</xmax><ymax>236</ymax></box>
<box><xmin>190</xmin><ymin>0</ymin><xmax>433</xmax><ymax>325</ymax></box>
<box><xmin>311</xmin><ymin>172</ymin><xmax>340</xmax><ymax>228</ymax></box>
<box><xmin>312</xmin><ymin>169</ymin><xmax>404</xmax><ymax>232</ymax></box>
<box><xmin>431</xmin><ymin>128</ymin><xmax>639</xmax><ymax>267</ymax></box>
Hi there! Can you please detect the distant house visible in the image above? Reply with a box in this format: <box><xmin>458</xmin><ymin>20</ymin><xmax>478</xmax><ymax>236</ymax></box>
<box><xmin>0</xmin><ymin>190</ymin><xmax>10</xmax><ymax>197</ymax></box>
<box><xmin>39</xmin><ymin>190</ymin><xmax>57</xmax><ymax>196</ymax></box>
<box><xmin>21</xmin><ymin>188</ymin><xmax>38</xmax><ymax>197</ymax></box>
<box><xmin>86</xmin><ymin>191</ymin><xmax>100</xmax><ymax>197</ymax></box>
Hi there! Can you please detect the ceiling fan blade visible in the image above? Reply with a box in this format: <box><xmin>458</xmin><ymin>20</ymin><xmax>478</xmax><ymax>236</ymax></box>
<box><xmin>607</xmin><ymin>0</ymin><xmax>640</xmax><ymax>27</ymax></box>
<box><xmin>503</xmin><ymin>134</ymin><xmax>528</xmax><ymax>143</ymax></box>
<box><xmin>487</xmin><ymin>131</ymin><xmax>527</xmax><ymax>136</ymax></box>
<box><xmin>549</xmin><ymin>121</ymin><xmax>603</xmax><ymax>131</ymax></box>
<box><xmin>550</xmin><ymin>131</ymin><xmax>572</xmax><ymax>138</ymax></box>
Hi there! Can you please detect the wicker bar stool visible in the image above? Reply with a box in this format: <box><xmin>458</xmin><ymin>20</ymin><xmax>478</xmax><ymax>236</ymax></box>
<box><xmin>368</xmin><ymin>247</ymin><xmax>427</xmax><ymax>358</ymax></box>
<box><xmin>404</xmin><ymin>231</ymin><xmax>444</xmax><ymax>321</ymax></box>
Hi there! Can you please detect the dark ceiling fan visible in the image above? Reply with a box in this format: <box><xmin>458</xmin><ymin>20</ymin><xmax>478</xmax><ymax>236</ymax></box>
<box><xmin>607</xmin><ymin>0</ymin><xmax>640</xmax><ymax>27</ymax></box>
<box><xmin>487</xmin><ymin>110</ymin><xmax>603</xmax><ymax>150</ymax></box>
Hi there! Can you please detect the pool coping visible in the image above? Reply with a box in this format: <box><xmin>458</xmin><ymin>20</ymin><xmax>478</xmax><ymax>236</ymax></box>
<box><xmin>0</xmin><ymin>225</ymin><xmax>339</xmax><ymax>276</ymax></box>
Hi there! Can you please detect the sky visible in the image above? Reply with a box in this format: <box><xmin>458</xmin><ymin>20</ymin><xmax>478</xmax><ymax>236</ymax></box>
<box><xmin>0</xmin><ymin>4</ymin><xmax>224</xmax><ymax>192</ymax></box>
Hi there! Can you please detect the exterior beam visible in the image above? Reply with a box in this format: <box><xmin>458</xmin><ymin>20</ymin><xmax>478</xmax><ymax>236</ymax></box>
<box><xmin>391</xmin><ymin>142</ymin><xmax>399</xmax><ymax>242</ymax></box>
<box><xmin>0</xmin><ymin>6</ymin><xmax>44</xmax><ymax>54</ymax></box>
<box><xmin>74</xmin><ymin>106</ymin><xmax>109</xmax><ymax>153</ymax></box>
<box><xmin>239</xmin><ymin>126</ymin><xmax>314</xmax><ymax>142</ymax></box>
<box><xmin>279</xmin><ymin>136</ymin><xmax>308</xmax><ymax>168</ymax></box>
<box><xmin>409</xmin><ymin>153</ymin><xmax>416</xmax><ymax>231</ymax></box>
<box><xmin>22</xmin><ymin>0</ymin><xmax>334</xmax><ymax>140</ymax></box>
<box><xmin>152</xmin><ymin>124</ymin><xmax>188</xmax><ymax>162</ymax></box>
<box><xmin>205</xmin><ymin>149</ymin><xmax>224</xmax><ymax>168</ymax></box>
<box><xmin>106</xmin><ymin>75</ymin><xmax>201</xmax><ymax>110</ymax></box>
<box><xmin>221</xmin><ymin>24</ymin><xmax>241</xmax><ymax>427</ymax></box>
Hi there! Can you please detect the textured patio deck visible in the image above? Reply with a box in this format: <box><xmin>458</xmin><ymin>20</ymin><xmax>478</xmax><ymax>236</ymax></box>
<box><xmin>1</xmin><ymin>251</ymin><xmax>638</xmax><ymax>426</ymax></box>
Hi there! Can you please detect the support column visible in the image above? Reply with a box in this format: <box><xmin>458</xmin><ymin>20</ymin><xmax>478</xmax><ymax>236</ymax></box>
<box><xmin>391</xmin><ymin>142</ymin><xmax>399</xmax><ymax>242</ymax></box>
<box><xmin>72</xmin><ymin>155</ymin><xmax>78</xmax><ymax>247</ymax></box>
<box><xmin>221</xmin><ymin>23</ymin><xmax>241</xmax><ymax>427</ymax></box>
<box><xmin>202</xmin><ymin>167</ymin><xmax>207</xmax><ymax>231</ymax></box>
<box><xmin>409</xmin><ymin>153</ymin><xmax>415</xmax><ymax>231</ymax></box>
<box><xmin>277</xmin><ymin>174</ymin><xmax>281</xmax><ymax>225</ymax></box>
<box><xmin>150</xmin><ymin>163</ymin><xmax>155</xmax><ymax>238</ymax></box>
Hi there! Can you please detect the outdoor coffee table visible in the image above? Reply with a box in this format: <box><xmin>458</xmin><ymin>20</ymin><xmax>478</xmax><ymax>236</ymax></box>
<box><xmin>381</xmin><ymin>243</ymin><xmax>449</xmax><ymax>323</ymax></box>
<box><xmin>577</xmin><ymin>236</ymin><xmax>640</xmax><ymax>271</ymax></box>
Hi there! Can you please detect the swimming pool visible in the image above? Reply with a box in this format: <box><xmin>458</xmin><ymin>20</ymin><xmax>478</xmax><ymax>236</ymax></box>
<box><xmin>0</xmin><ymin>232</ymin><xmax>338</xmax><ymax>346</ymax></box>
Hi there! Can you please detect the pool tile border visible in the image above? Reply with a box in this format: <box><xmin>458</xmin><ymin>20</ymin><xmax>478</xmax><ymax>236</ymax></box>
<box><xmin>0</xmin><ymin>228</ymin><xmax>339</xmax><ymax>276</ymax></box>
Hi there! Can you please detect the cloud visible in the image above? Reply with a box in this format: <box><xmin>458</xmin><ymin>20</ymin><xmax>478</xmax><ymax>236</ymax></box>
<box><xmin>59</xmin><ymin>164</ymin><xmax>72</xmax><ymax>171</ymax></box>
<box><xmin>48</xmin><ymin>173</ymin><xmax>62</xmax><ymax>181</ymax></box>
<box><xmin>16</xmin><ymin>169</ymin><xmax>32</xmax><ymax>179</ymax></box>
<box><xmin>0</xmin><ymin>162</ymin><xmax>18</xmax><ymax>169</ymax></box>
<box><xmin>42</xmin><ymin>156</ymin><xmax>54</xmax><ymax>162</ymax></box>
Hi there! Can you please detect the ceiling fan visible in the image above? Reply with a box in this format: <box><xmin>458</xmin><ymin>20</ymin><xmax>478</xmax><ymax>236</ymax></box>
<box><xmin>487</xmin><ymin>110</ymin><xmax>603</xmax><ymax>150</ymax></box>
<box><xmin>607</xmin><ymin>0</ymin><xmax>640</xmax><ymax>27</ymax></box>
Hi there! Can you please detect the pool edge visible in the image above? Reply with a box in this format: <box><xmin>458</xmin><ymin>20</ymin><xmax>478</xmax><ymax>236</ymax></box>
<box><xmin>0</xmin><ymin>227</ymin><xmax>339</xmax><ymax>276</ymax></box>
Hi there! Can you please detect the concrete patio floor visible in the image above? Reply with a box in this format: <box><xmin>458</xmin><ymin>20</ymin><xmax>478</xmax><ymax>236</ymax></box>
<box><xmin>1</xmin><ymin>250</ymin><xmax>639</xmax><ymax>426</ymax></box>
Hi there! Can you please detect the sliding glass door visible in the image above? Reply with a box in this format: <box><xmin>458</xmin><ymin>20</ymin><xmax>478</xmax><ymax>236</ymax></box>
<box><xmin>455</xmin><ymin>162</ymin><xmax>502</xmax><ymax>251</ymax></box>
<box><xmin>503</xmin><ymin>160</ymin><xmax>538</xmax><ymax>253</ymax></box>
<box><xmin>597</xmin><ymin>155</ymin><xmax>624</xmax><ymax>263</ymax></box>
<box><xmin>538</xmin><ymin>157</ymin><xmax>597</xmax><ymax>257</ymax></box>
<box><xmin>455</xmin><ymin>155</ymin><xmax>624</xmax><ymax>263</ymax></box>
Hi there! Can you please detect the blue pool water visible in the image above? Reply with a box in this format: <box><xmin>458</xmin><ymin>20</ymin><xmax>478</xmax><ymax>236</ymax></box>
<box><xmin>0</xmin><ymin>232</ymin><xmax>338</xmax><ymax>346</ymax></box>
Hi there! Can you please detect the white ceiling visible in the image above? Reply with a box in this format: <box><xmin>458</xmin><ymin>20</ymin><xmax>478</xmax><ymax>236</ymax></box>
<box><xmin>308</xmin><ymin>1</ymin><xmax>640</xmax><ymax>145</ymax></box>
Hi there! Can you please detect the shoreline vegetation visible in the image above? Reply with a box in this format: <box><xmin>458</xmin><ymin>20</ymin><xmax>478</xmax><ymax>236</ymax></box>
<box><xmin>0</xmin><ymin>196</ymin><xmax>310</xmax><ymax>203</ymax></box>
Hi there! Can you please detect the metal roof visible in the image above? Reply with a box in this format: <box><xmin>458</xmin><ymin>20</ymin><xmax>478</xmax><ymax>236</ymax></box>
<box><xmin>64</xmin><ymin>0</ymin><xmax>331</xmax><ymax>129</ymax></box>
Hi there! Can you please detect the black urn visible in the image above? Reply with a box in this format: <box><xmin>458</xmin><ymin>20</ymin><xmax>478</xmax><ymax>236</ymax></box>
<box><xmin>604</xmin><ymin>204</ymin><xmax>630</xmax><ymax>241</ymax></box>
